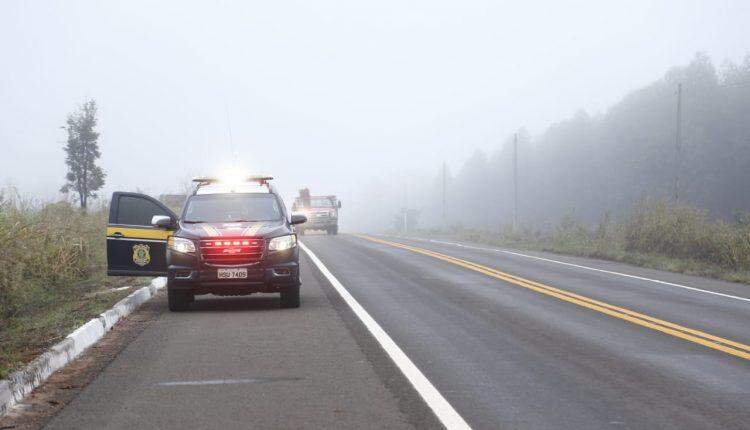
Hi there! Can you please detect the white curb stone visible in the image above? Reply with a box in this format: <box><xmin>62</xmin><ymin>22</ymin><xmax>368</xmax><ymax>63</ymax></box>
<box><xmin>0</xmin><ymin>277</ymin><xmax>166</xmax><ymax>416</ymax></box>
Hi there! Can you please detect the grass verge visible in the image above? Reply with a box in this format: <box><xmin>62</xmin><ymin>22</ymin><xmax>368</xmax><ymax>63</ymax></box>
<box><xmin>405</xmin><ymin>199</ymin><xmax>750</xmax><ymax>285</ymax></box>
<box><xmin>0</xmin><ymin>277</ymin><xmax>150</xmax><ymax>379</ymax></box>
<box><xmin>0</xmin><ymin>190</ymin><xmax>152</xmax><ymax>379</ymax></box>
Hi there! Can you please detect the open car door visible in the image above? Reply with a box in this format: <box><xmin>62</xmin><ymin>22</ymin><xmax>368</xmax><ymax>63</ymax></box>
<box><xmin>107</xmin><ymin>192</ymin><xmax>178</xmax><ymax>276</ymax></box>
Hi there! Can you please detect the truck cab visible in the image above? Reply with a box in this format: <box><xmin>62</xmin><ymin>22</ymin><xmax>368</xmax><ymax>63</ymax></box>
<box><xmin>106</xmin><ymin>176</ymin><xmax>307</xmax><ymax>311</ymax></box>
<box><xmin>292</xmin><ymin>195</ymin><xmax>341</xmax><ymax>235</ymax></box>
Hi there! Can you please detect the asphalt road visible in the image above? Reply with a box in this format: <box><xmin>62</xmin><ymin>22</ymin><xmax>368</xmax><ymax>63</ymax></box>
<box><xmin>36</xmin><ymin>233</ymin><xmax>750</xmax><ymax>429</ymax></box>
<box><xmin>42</xmin><ymin>249</ymin><xmax>427</xmax><ymax>430</ymax></box>
<box><xmin>301</xmin><ymin>234</ymin><xmax>750</xmax><ymax>430</ymax></box>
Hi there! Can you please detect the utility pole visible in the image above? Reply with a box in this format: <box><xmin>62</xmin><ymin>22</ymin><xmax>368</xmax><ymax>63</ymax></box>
<box><xmin>674</xmin><ymin>83</ymin><xmax>682</xmax><ymax>202</ymax></box>
<box><xmin>442</xmin><ymin>162</ymin><xmax>447</xmax><ymax>227</ymax></box>
<box><xmin>513</xmin><ymin>133</ymin><xmax>519</xmax><ymax>232</ymax></box>
<box><xmin>403</xmin><ymin>181</ymin><xmax>408</xmax><ymax>232</ymax></box>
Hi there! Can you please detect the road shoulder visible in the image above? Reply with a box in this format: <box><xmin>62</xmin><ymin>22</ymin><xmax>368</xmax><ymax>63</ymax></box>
<box><xmin>0</xmin><ymin>294</ymin><xmax>165</xmax><ymax>430</ymax></box>
<box><xmin>33</xmin><ymin>252</ymin><xmax>423</xmax><ymax>430</ymax></box>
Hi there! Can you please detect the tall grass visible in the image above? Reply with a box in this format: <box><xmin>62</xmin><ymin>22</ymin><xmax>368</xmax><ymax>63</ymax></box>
<box><xmin>623</xmin><ymin>199</ymin><xmax>750</xmax><ymax>270</ymax></box>
<box><xmin>418</xmin><ymin>199</ymin><xmax>750</xmax><ymax>283</ymax></box>
<box><xmin>0</xmin><ymin>189</ymin><xmax>151</xmax><ymax>378</ymax></box>
<box><xmin>0</xmin><ymin>189</ymin><xmax>107</xmax><ymax>321</ymax></box>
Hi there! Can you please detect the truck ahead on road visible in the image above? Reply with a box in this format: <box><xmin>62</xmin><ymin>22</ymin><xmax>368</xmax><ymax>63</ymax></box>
<box><xmin>105</xmin><ymin>175</ymin><xmax>308</xmax><ymax>311</ymax></box>
<box><xmin>292</xmin><ymin>188</ymin><xmax>341</xmax><ymax>235</ymax></box>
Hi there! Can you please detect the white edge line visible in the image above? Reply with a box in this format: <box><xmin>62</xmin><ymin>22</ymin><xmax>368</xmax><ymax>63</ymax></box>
<box><xmin>390</xmin><ymin>235</ymin><xmax>750</xmax><ymax>304</ymax></box>
<box><xmin>496</xmin><ymin>248</ymin><xmax>750</xmax><ymax>303</ymax></box>
<box><xmin>299</xmin><ymin>241</ymin><xmax>471</xmax><ymax>430</ymax></box>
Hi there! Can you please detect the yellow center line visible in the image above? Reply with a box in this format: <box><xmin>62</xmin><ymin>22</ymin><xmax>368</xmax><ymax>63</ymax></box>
<box><xmin>355</xmin><ymin>234</ymin><xmax>750</xmax><ymax>361</ymax></box>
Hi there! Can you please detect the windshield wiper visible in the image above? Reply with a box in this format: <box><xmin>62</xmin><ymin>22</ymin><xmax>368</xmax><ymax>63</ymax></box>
<box><xmin>183</xmin><ymin>220</ymin><xmax>207</xmax><ymax>224</ymax></box>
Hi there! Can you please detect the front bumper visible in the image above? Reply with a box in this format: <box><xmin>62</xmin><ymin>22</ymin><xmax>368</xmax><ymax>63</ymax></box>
<box><xmin>167</xmin><ymin>247</ymin><xmax>299</xmax><ymax>295</ymax></box>
<box><xmin>302</xmin><ymin>218</ymin><xmax>337</xmax><ymax>229</ymax></box>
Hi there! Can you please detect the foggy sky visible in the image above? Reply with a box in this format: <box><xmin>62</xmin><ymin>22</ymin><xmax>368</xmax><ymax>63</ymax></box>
<box><xmin>2</xmin><ymin>1</ymin><xmax>749</xmax><ymax>221</ymax></box>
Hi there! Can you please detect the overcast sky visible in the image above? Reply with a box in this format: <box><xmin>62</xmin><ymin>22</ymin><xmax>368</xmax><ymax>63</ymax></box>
<box><xmin>2</xmin><ymin>0</ymin><xmax>749</xmax><ymax>209</ymax></box>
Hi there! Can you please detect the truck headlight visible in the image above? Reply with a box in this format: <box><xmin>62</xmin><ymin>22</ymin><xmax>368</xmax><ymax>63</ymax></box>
<box><xmin>268</xmin><ymin>234</ymin><xmax>297</xmax><ymax>251</ymax></box>
<box><xmin>168</xmin><ymin>237</ymin><xmax>196</xmax><ymax>254</ymax></box>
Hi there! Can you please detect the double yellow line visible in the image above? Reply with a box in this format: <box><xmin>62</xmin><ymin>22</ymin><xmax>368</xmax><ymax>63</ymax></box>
<box><xmin>357</xmin><ymin>234</ymin><xmax>750</xmax><ymax>361</ymax></box>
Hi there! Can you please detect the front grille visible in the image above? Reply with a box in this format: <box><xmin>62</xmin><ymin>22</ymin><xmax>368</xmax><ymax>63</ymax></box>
<box><xmin>200</xmin><ymin>238</ymin><xmax>264</xmax><ymax>265</ymax></box>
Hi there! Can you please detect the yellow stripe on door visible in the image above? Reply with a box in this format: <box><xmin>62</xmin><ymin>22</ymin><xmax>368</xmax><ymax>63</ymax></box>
<box><xmin>106</xmin><ymin>226</ymin><xmax>172</xmax><ymax>240</ymax></box>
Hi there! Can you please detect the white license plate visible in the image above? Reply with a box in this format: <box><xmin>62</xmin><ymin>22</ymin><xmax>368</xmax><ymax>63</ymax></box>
<box><xmin>217</xmin><ymin>268</ymin><xmax>248</xmax><ymax>279</ymax></box>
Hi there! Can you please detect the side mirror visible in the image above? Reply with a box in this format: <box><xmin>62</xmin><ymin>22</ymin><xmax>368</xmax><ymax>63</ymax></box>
<box><xmin>151</xmin><ymin>215</ymin><xmax>175</xmax><ymax>229</ymax></box>
<box><xmin>290</xmin><ymin>213</ymin><xmax>307</xmax><ymax>225</ymax></box>
<box><xmin>337</xmin><ymin>201</ymin><xmax>342</xmax><ymax>208</ymax></box>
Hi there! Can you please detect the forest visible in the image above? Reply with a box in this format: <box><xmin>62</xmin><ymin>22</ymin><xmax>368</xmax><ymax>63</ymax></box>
<box><xmin>428</xmin><ymin>53</ymin><xmax>750</xmax><ymax>230</ymax></box>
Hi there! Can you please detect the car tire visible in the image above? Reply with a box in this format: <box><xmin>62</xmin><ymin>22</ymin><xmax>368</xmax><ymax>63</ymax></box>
<box><xmin>280</xmin><ymin>284</ymin><xmax>301</xmax><ymax>308</ymax></box>
<box><xmin>168</xmin><ymin>288</ymin><xmax>191</xmax><ymax>312</ymax></box>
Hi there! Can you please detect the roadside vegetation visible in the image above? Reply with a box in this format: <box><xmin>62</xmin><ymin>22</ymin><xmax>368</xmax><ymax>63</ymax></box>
<box><xmin>389</xmin><ymin>54</ymin><xmax>750</xmax><ymax>238</ymax></box>
<box><xmin>390</xmin><ymin>55</ymin><xmax>750</xmax><ymax>285</ymax></box>
<box><xmin>0</xmin><ymin>189</ymin><xmax>146</xmax><ymax>379</ymax></box>
<box><xmin>412</xmin><ymin>199</ymin><xmax>750</xmax><ymax>284</ymax></box>
<box><xmin>0</xmin><ymin>99</ymin><xmax>123</xmax><ymax>379</ymax></box>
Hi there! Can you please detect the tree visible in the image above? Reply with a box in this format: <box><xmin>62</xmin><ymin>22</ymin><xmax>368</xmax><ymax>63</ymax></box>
<box><xmin>431</xmin><ymin>52</ymin><xmax>750</xmax><ymax>228</ymax></box>
<box><xmin>60</xmin><ymin>100</ymin><xmax>106</xmax><ymax>209</ymax></box>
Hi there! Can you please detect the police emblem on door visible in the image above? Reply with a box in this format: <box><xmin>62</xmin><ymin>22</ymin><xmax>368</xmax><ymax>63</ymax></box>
<box><xmin>132</xmin><ymin>244</ymin><xmax>151</xmax><ymax>267</ymax></box>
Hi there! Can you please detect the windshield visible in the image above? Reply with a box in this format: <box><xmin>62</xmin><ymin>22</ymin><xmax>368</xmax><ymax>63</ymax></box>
<box><xmin>309</xmin><ymin>198</ymin><xmax>334</xmax><ymax>208</ymax></box>
<box><xmin>183</xmin><ymin>194</ymin><xmax>282</xmax><ymax>223</ymax></box>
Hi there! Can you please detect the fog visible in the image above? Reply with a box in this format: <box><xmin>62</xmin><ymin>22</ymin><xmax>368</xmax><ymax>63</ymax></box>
<box><xmin>2</xmin><ymin>1</ymin><xmax>749</xmax><ymax>231</ymax></box>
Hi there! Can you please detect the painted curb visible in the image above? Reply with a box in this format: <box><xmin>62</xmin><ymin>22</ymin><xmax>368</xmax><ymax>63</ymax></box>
<box><xmin>0</xmin><ymin>277</ymin><xmax>166</xmax><ymax>416</ymax></box>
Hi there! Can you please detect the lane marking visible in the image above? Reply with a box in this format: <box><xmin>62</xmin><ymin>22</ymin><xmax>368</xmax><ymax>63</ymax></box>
<box><xmin>299</xmin><ymin>241</ymin><xmax>472</xmax><ymax>430</ymax></box>
<box><xmin>389</xmin><ymin>235</ymin><xmax>750</xmax><ymax>304</ymax></box>
<box><xmin>156</xmin><ymin>377</ymin><xmax>302</xmax><ymax>387</ymax></box>
<box><xmin>357</xmin><ymin>235</ymin><xmax>750</xmax><ymax>361</ymax></box>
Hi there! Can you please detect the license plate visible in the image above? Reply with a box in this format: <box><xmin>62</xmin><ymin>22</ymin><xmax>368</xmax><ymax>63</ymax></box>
<box><xmin>217</xmin><ymin>268</ymin><xmax>248</xmax><ymax>279</ymax></box>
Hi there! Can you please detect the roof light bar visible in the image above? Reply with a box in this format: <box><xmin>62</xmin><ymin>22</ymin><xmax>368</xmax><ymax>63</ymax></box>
<box><xmin>192</xmin><ymin>175</ymin><xmax>274</xmax><ymax>185</ymax></box>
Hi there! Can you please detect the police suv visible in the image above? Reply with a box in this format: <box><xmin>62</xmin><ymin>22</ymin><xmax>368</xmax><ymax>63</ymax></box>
<box><xmin>106</xmin><ymin>176</ymin><xmax>307</xmax><ymax>311</ymax></box>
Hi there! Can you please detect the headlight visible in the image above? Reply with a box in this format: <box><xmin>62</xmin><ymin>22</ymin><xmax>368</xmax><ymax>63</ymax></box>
<box><xmin>168</xmin><ymin>237</ymin><xmax>196</xmax><ymax>254</ymax></box>
<box><xmin>268</xmin><ymin>234</ymin><xmax>297</xmax><ymax>251</ymax></box>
